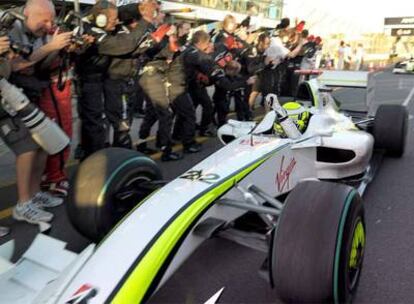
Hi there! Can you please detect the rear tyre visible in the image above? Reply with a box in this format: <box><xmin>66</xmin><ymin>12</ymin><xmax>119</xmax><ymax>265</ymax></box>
<box><xmin>68</xmin><ymin>148</ymin><xmax>162</xmax><ymax>241</ymax></box>
<box><xmin>373</xmin><ymin>104</ymin><xmax>408</xmax><ymax>157</ymax></box>
<box><xmin>271</xmin><ymin>180</ymin><xmax>365</xmax><ymax>303</ymax></box>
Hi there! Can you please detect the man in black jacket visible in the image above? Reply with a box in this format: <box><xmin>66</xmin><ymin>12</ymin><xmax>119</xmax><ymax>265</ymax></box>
<box><xmin>183</xmin><ymin>30</ymin><xmax>255</xmax><ymax>126</ymax></box>
<box><xmin>76</xmin><ymin>0</ymin><xmax>154</xmax><ymax>158</ymax></box>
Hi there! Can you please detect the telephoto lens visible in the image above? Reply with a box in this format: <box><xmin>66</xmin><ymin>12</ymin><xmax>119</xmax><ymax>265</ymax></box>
<box><xmin>0</xmin><ymin>78</ymin><xmax>70</xmax><ymax>154</ymax></box>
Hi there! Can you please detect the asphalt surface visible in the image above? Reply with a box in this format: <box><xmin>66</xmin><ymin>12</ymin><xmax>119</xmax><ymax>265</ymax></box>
<box><xmin>1</xmin><ymin>69</ymin><xmax>414</xmax><ymax>303</ymax></box>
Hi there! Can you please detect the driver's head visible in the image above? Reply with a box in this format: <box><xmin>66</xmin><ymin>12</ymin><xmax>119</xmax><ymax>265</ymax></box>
<box><xmin>24</xmin><ymin>0</ymin><xmax>56</xmax><ymax>37</ymax></box>
<box><xmin>274</xmin><ymin>101</ymin><xmax>310</xmax><ymax>136</ymax></box>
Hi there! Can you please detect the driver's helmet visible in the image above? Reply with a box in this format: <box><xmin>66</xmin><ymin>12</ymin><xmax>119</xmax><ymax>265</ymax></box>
<box><xmin>274</xmin><ymin>101</ymin><xmax>310</xmax><ymax>137</ymax></box>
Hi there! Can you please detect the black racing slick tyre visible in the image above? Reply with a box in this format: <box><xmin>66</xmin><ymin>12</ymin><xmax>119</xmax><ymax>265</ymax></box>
<box><xmin>271</xmin><ymin>180</ymin><xmax>365</xmax><ymax>303</ymax></box>
<box><xmin>373</xmin><ymin>104</ymin><xmax>408</xmax><ymax>157</ymax></box>
<box><xmin>68</xmin><ymin>148</ymin><xmax>162</xmax><ymax>241</ymax></box>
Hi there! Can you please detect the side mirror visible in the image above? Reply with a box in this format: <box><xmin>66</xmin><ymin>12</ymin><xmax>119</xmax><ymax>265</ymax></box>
<box><xmin>251</xmin><ymin>111</ymin><xmax>276</xmax><ymax>135</ymax></box>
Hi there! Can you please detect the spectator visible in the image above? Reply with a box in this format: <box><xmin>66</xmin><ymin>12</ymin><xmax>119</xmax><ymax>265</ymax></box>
<box><xmin>337</xmin><ymin>40</ymin><xmax>345</xmax><ymax>70</ymax></box>
<box><xmin>344</xmin><ymin>43</ymin><xmax>352</xmax><ymax>70</ymax></box>
<box><xmin>354</xmin><ymin>43</ymin><xmax>364</xmax><ymax>71</ymax></box>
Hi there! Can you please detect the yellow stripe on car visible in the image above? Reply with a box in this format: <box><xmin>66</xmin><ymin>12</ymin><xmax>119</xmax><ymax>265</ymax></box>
<box><xmin>112</xmin><ymin>157</ymin><xmax>270</xmax><ymax>303</ymax></box>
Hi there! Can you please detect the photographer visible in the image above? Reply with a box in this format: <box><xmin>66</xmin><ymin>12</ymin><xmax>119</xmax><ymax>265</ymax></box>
<box><xmin>0</xmin><ymin>36</ymin><xmax>11</xmax><ymax>237</ymax></box>
<box><xmin>4</xmin><ymin>0</ymin><xmax>75</xmax><ymax>199</ymax></box>
<box><xmin>0</xmin><ymin>34</ymin><xmax>56</xmax><ymax>227</ymax></box>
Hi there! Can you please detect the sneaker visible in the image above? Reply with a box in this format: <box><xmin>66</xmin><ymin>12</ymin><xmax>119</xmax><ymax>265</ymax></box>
<box><xmin>0</xmin><ymin>226</ymin><xmax>10</xmax><ymax>237</ymax></box>
<box><xmin>33</xmin><ymin>192</ymin><xmax>64</xmax><ymax>208</ymax></box>
<box><xmin>13</xmin><ymin>201</ymin><xmax>53</xmax><ymax>224</ymax></box>
<box><xmin>42</xmin><ymin>180</ymin><xmax>70</xmax><ymax>198</ymax></box>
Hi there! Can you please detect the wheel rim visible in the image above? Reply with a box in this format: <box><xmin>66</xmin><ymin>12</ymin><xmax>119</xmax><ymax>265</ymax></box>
<box><xmin>113</xmin><ymin>175</ymin><xmax>152</xmax><ymax>214</ymax></box>
<box><xmin>348</xmin><ymin>218</ymin><xmax>365</xmax><ymax>290</ymax></box>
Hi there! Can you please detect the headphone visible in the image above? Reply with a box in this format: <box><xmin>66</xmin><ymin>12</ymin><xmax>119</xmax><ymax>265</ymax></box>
<box><xmin>95</xmin><ymin>14</ymin><xmax>108</xmax><ymax>28</ymax></box>
<box><xmin>89</xmin><ymin>0</ymin><xmax>114</xmax><ymax>28</ymax></box>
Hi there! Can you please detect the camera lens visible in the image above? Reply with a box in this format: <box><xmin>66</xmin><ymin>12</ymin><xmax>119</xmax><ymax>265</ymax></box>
<box><xmin>9</xmin><ymin>40</ymin><xmax>33</xmax><ymax>58</ymax></box>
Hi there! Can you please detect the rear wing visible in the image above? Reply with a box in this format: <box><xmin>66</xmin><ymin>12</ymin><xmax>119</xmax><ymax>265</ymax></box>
<box><xmin>317</xmin><ymin>70</ymin><xmax>369</xmax><ymax>88</ymax></box>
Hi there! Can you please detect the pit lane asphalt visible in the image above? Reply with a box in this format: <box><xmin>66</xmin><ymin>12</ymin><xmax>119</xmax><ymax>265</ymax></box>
<box><xmin>1</xmin><ymin>69</ymin><xmax>414</xmax><ymax>303</ymax></box>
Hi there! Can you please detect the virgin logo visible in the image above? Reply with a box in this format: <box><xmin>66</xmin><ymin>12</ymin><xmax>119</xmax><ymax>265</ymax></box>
<box><xmin>276</xmin><ymin>156</ymin><xmax>297</xmax><ymax>192</ymax></box>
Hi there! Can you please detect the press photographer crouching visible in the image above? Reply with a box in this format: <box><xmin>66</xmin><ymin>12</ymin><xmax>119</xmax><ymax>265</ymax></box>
<box><xmin>0</xmin><ymin>0</ymin><xmax>75</xmax><ymax>225</ymax></box>
<box><xmin>0</xmin><ymin>35</ymin><xmax>69</xmax><ymax>228</ymax></box>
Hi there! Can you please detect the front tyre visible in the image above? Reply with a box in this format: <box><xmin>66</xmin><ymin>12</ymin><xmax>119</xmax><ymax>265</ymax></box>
<box><xmin>271</xmin><ymin>180</ymin><xmax>365</xmax><ymax>303</ymax></box>
<box><xmin>373</xmin><ymin>104</ymin><xmax>408</xmax><ymax>157</ymax></box>
<box><xmin>68</xmin><ymin>148</ymin><xmax>162</xmax><ymax>241</ymax></box>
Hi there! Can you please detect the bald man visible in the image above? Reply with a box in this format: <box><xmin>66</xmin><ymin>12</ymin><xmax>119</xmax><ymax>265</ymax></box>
<box><xmin>0</xmin><ymin>0</ymin><xmax>73</xmax><ymax>225</ymax></box>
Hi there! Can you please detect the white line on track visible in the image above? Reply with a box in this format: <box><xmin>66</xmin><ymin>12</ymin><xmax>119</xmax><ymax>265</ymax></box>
<box><xmin>403</xmin><ymin>86</ymin><xmax>414</xmax><ymax>107</ymax></box>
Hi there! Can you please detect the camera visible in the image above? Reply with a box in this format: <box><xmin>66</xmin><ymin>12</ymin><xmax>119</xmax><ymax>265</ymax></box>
<box><xmin>58</xmin><ymin>10</ymin><xmax>108</xmax><ymax>46</ymax></box>
<box><xmin>0</xmin><ymin>77</ymin><xmax>70</xmax><ymax>155</ymax></box>
<box><xmin>0</xmin><ymin>10</ymin><xmax>33</xmax><ymax>58</ymax></box>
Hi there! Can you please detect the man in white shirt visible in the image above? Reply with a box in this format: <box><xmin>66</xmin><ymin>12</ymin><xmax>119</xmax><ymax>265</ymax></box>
<box><xmin>263</xmin><ymin>30</ymin><xmax>303</xmax><ymax>96</ymax></box>
<box><xmin>337</xmin><ymin>40</ymin><xmax>345</xmax><ymax>70</ymax></box>
<box><xmin>354</xmin><ymin>44</ymin><xmax>364</xmax><ymax>71</ymax></box>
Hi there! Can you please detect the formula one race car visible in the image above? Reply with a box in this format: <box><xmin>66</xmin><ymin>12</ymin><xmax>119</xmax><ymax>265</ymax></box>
<box><xmin>0</xmin><ymin>71</ymin><xmax>408</xmax><ymax>304</ymax></box>
<box><xmin>393</xmin><ymin>57</ymin><xmax>414</xmax><ymax>74</ymax></box>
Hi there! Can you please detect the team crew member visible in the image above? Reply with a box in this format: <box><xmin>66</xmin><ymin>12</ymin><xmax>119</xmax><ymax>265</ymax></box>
<box><xmin>214</xmin><ymin>15</ymin><xmax>252</xmax><ymax>122</ymax></box>
<box><xmin>177</xmin><ymin>22</ymin><xmax>191</xmax><ymax>50</ymax></box>
<box><xmin>103</xmin><ymin>3</ymin><xmax>145</xmax><ymax>149</ymax></box>
<box><xmin>187</xmin><ymin>15</ymin><xmax>239</xmax><ymax>137</ymax></box>
<box><xmin>212</xmin><ymin>60</ymin><xmax>244</xmax><ymax>126</ymax></box>
<box><xmin>183</xmin><ymin>30</ymin><xmax>255</xmax><ymax>129</ymax></box>
<box><xmin>134</xmin><ymin>0</ymin><xmax>185</xmax><ymax>161</ymax></box>
<box><xmin>76</xmin><ymin>0</ymin><xmax>154</xmax><ymax>159</ymax></box>
<box><xmin>263</xmin><ymin>19</ymin><xmax>304</xmax><ymax>97</ymax></box>
<box><xmin>247</xmin><ymin>33</ymin><xmax>271</xmax><ymax>108</ymax></box>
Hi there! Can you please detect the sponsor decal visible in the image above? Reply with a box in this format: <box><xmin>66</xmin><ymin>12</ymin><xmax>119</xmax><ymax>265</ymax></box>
<box><xmin>391</xmin><ymin>28</ymin><xmax>414</xmax><ymax>36</ymax></box>
<box><xmin>180</xmin><ymin>170</ymin><xmax>220</xmax><ymax>184</ymax></box>
<box><xmin>239</xmin><ymin>137</ymin><xmax>271</xmax><ymax>146</ymax></box>
<box><xmin>66</xmin><ymin>284</ymin><xmax>97</xmax><ymax>304</ymax></box>
<box><xmin>276</xmin><ymin>156</ymin><xmax>297</xmax><ymax>192</ymax></box>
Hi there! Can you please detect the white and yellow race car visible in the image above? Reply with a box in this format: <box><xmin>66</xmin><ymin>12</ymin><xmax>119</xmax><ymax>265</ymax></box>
<box><xmin>0</xmin><ymin>71</ymin><xmax>408</xmax><ymax>304</ymax></box>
